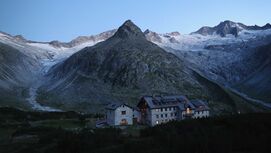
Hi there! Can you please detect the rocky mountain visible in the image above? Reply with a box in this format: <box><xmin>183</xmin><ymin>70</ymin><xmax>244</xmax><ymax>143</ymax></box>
<box><xmin>48</xmin><ymin>29</ymin><xmax>116</xmax><ymax>48</ymax></box>
<box><xmin>144</xmin><ymin>29</ymin><xmax>181</xmax><ymax>44</ymax></box>
<box><xmin>193</xmin><ymin>20</ymin><xmax>271</xmax><ymax>37</ymax></box>
<box><xmin>144</xmin><ymin>29</ymin><xmax>163</xmax><ymax>43</ymax></box>
<box><xmin>37</xmin><ymin>20</ymin><xmax>261</xmax><ymax>113</ymax></box>
<box><xmin>0</xmin><ymin>29</ymin><xmax>116</xmax><ymax>49</ymax></box>
<box><xmin>160</xmin><ymin>24</ymin><xmax>271</xmax><ymax>104</ymax></box>
<box><xmin>0</xmin><ymin>42</ymin><xmax>41</xmax><ymax>109</ymax></box>
<box><xmin>173</xmin><ymin>38</ymin><xmax>271</xmax><ymax>103</ymax></box>
<box><xmin>0</xmin><ymin>20</ymin><xmax>270</xmax><ymax>113</ymax></box>
<box><xmin>235</xmin><ymin>43</ymin><xmax>271</xmax><ymax>102</ymax></box>
<box><xmin>0</xmin><ymin>43</ymin><xmax>39</xmax><ymax>87</ymax></box>
<box><xmin>0</xmin><ymin>29</ymin><xmax>117</xmax><ymax>74</ymax></box>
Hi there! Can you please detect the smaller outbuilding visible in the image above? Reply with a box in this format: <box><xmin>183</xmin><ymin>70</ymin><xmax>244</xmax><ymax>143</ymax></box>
<box><xmin>105</xmin><ymin>103</ymin><xmax>138</xmax><ymax>126</ymax></box>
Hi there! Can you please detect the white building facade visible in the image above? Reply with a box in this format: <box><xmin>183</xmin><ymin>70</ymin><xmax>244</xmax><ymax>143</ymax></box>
<box><xmin>137</xmin><ymin>96</ymin><xmax>210</xmax><ymax>126</ymax></box>
<box><xmin>105</xmin><ymin>95</ymin><xmax>210</xmax><ymax>127</ymax></box>
<box><xmin>106</xmin><ymin>103</ymin><xmax>134</xmax><ymax>126</ymax></box>
<box><xmin>146</xmin><ymin>106</ymin><xmax>179</xmax><ymax>126</ymax></box>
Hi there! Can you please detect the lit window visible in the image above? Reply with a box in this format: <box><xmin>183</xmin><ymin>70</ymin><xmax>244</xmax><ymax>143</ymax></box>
<box><xmin>156</xmin><ymin>120</ymin><xmax>159</xmax><ymax>124</ymax></box>
<box><xmin>120</xmin><ymin>119</ymin><xmax>127</xmax><ymax>125</ymax></box>
<box><xmin>186</xmin><ymin>108</ymin><xmax>191</xmax><ymax>114</ymax></box>
<box><xmin>121</xmin><ymin>111</ymin><xmax>126</xmax><ymax>115</ymax></box>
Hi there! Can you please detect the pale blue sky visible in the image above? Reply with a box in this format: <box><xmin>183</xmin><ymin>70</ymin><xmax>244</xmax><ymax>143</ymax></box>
<box><xmin>0</xmin><ymin>0</ymin><xmax>270</xmax><ymax>42</ymax></box>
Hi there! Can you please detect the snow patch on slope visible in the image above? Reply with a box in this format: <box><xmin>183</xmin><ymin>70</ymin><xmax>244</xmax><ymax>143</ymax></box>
<box><xmin>150</xmin><ymin>29</ymin><xmax>271</xmax><ymax>51</ymax></box>
<box><xmin>27</xmin><ymin>40</ymin><xmax>104</xmax><ymax>73</ymax></box>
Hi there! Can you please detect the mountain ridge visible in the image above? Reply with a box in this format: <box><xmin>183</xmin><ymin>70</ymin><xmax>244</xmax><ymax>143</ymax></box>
<box><xmin>1</xmin><ymin>20</ymin><xmax>270</xmax><ymax>49</ymax></box>
<box><xmin>37</xmin><ymin>20</ymin><xmax>259</xmax><ymax>113</ymax></box>
<box><xmin>193</xmin><ymin>20</ymin><xmax>271</xmax><ymax>37</ymax></box>
<box><xmin>0</xmin><ymin>20</ymin><xmax>270</xmax><ymax>112</ymax></box>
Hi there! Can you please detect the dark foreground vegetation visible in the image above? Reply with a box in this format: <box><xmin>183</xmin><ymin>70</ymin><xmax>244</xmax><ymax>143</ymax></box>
<box><xmin>0</xmin><ymin>107</ymin><xmax>270</xmax><ymax>153</ymax></box>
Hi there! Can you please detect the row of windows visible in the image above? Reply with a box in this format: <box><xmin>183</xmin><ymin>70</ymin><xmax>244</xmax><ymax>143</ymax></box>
<box><xmin>155</xmin><ymin>107</ymin><xmax>177</xmax><ymax>112</ymax></box>
<box><xmin>193</xmin><ymin>115</ymin><xmax>209</xmax><ymax>119</ymax></box>
<box><xmin>108</xmin><ymin>110</ymin><xmax>127</xmax><ymax>115</ymax></box>
<box><xmin>155</xmin><ymin>119</ymin><xmax>177</xmax><ymax>124</ymax></box>
<box><xmin>195</xmin><ymin>111</ymin><xmax>208</xmax><ymax>114</ymax></box>
<box><xmin>121</xmin><ymin>111</ymin><xmax>138</xmax><ymax>117</ymax></box>
<box><xmin>156</xmin><ymin>112</ymin><xmax>177</xmax><ymax>119</ymax></box>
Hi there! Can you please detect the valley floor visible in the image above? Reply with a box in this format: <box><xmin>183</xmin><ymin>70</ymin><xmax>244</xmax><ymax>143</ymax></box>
<box><xmin>0</xmin><ymin>107</ymin><xmax>270</xmax><ymax>153</ymax></box>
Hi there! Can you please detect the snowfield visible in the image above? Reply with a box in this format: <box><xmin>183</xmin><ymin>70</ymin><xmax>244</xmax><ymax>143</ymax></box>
<box><xmin>28</xmin><ymin>40</ymin><xmax>104</xmax><ymax>73</ymax></box>
<box><xmin>150</xmin><ymin>29</ymin><xmax>271</xmax><ymax>51</ymax></box>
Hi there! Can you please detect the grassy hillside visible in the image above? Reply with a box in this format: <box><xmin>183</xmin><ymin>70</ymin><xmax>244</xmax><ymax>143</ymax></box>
<box><xmin>235</xmin><ymin>43</ymin><xmax>271</xmax><ymax>103</ymax></box>
<box><xmin>236</xmin><ymin>63</ymin><xmax>271</xmax><ymax>103</ymax></box>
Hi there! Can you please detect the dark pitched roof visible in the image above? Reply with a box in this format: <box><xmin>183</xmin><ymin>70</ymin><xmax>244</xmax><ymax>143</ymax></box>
<box><xmin>141</xmin><ymin>95</ymin><xmax>191</xmax><ymax>110</ymax></box>
<box><xmin>190</xmin><ymin>100</ymin><xmax>210</xmax><ymax>111</ymax></box>
<box><xmin>105</xmin><ymin>103</ymin><xmax>132</xmax><ymax>110</ymax></box>
<box><xmin>177</xmin><ymin>101</ymin><xmax>196</xmax><ymax>111</ymax></box>
<box><xmin>140</xmin><ymin>95</ymin><xmax>210</xmax><ymax>112</ymax></box>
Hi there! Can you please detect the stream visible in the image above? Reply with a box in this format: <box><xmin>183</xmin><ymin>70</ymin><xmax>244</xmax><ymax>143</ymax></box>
<box><xmin>26</xmin><ymin>87</ymin><xmax>61</xmax><ymax>112</ymax></box>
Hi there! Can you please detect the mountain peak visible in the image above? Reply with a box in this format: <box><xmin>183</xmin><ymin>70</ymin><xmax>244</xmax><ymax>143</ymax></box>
<box><xmin>167</xmin><ymin>31</ymin><xmax>181</xmax><ymax>36</ymax></box>
<box><xmin>193</xmin><ymin>20</ymin><xmax>246</xmax><ymax>37</ymax></box>
<box><xmin>113</xmin><ymin>20</ymin><xmax>145</xmax><ymax>39</ymax></box>
<box><xmin>263</xmin><ymin>23</ymin><xmax>271</xmax><ymax>29</ymax></box>
<box><xmin>220</xmin><ymin>20</ymin><xmax>236</xmax><ymax>25</ymax></box>
<box><xmin>14</xmin><ymin>35</ymin><xmax>28</xmax><ymax>42</ymax></box>
<box><xmin>144</xmin><ymin>29</ymin><xmax>151</xmax><ymax>34</ymax></box>
<box><xmin>216</xmin><ymin>20</ymin><xmax>242</xmax><ymax>28</ymax></box>
<box><xmin>122</xmin><ymin>20</ymin><xmax>136</xmax><ymax>27</ymax></box>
